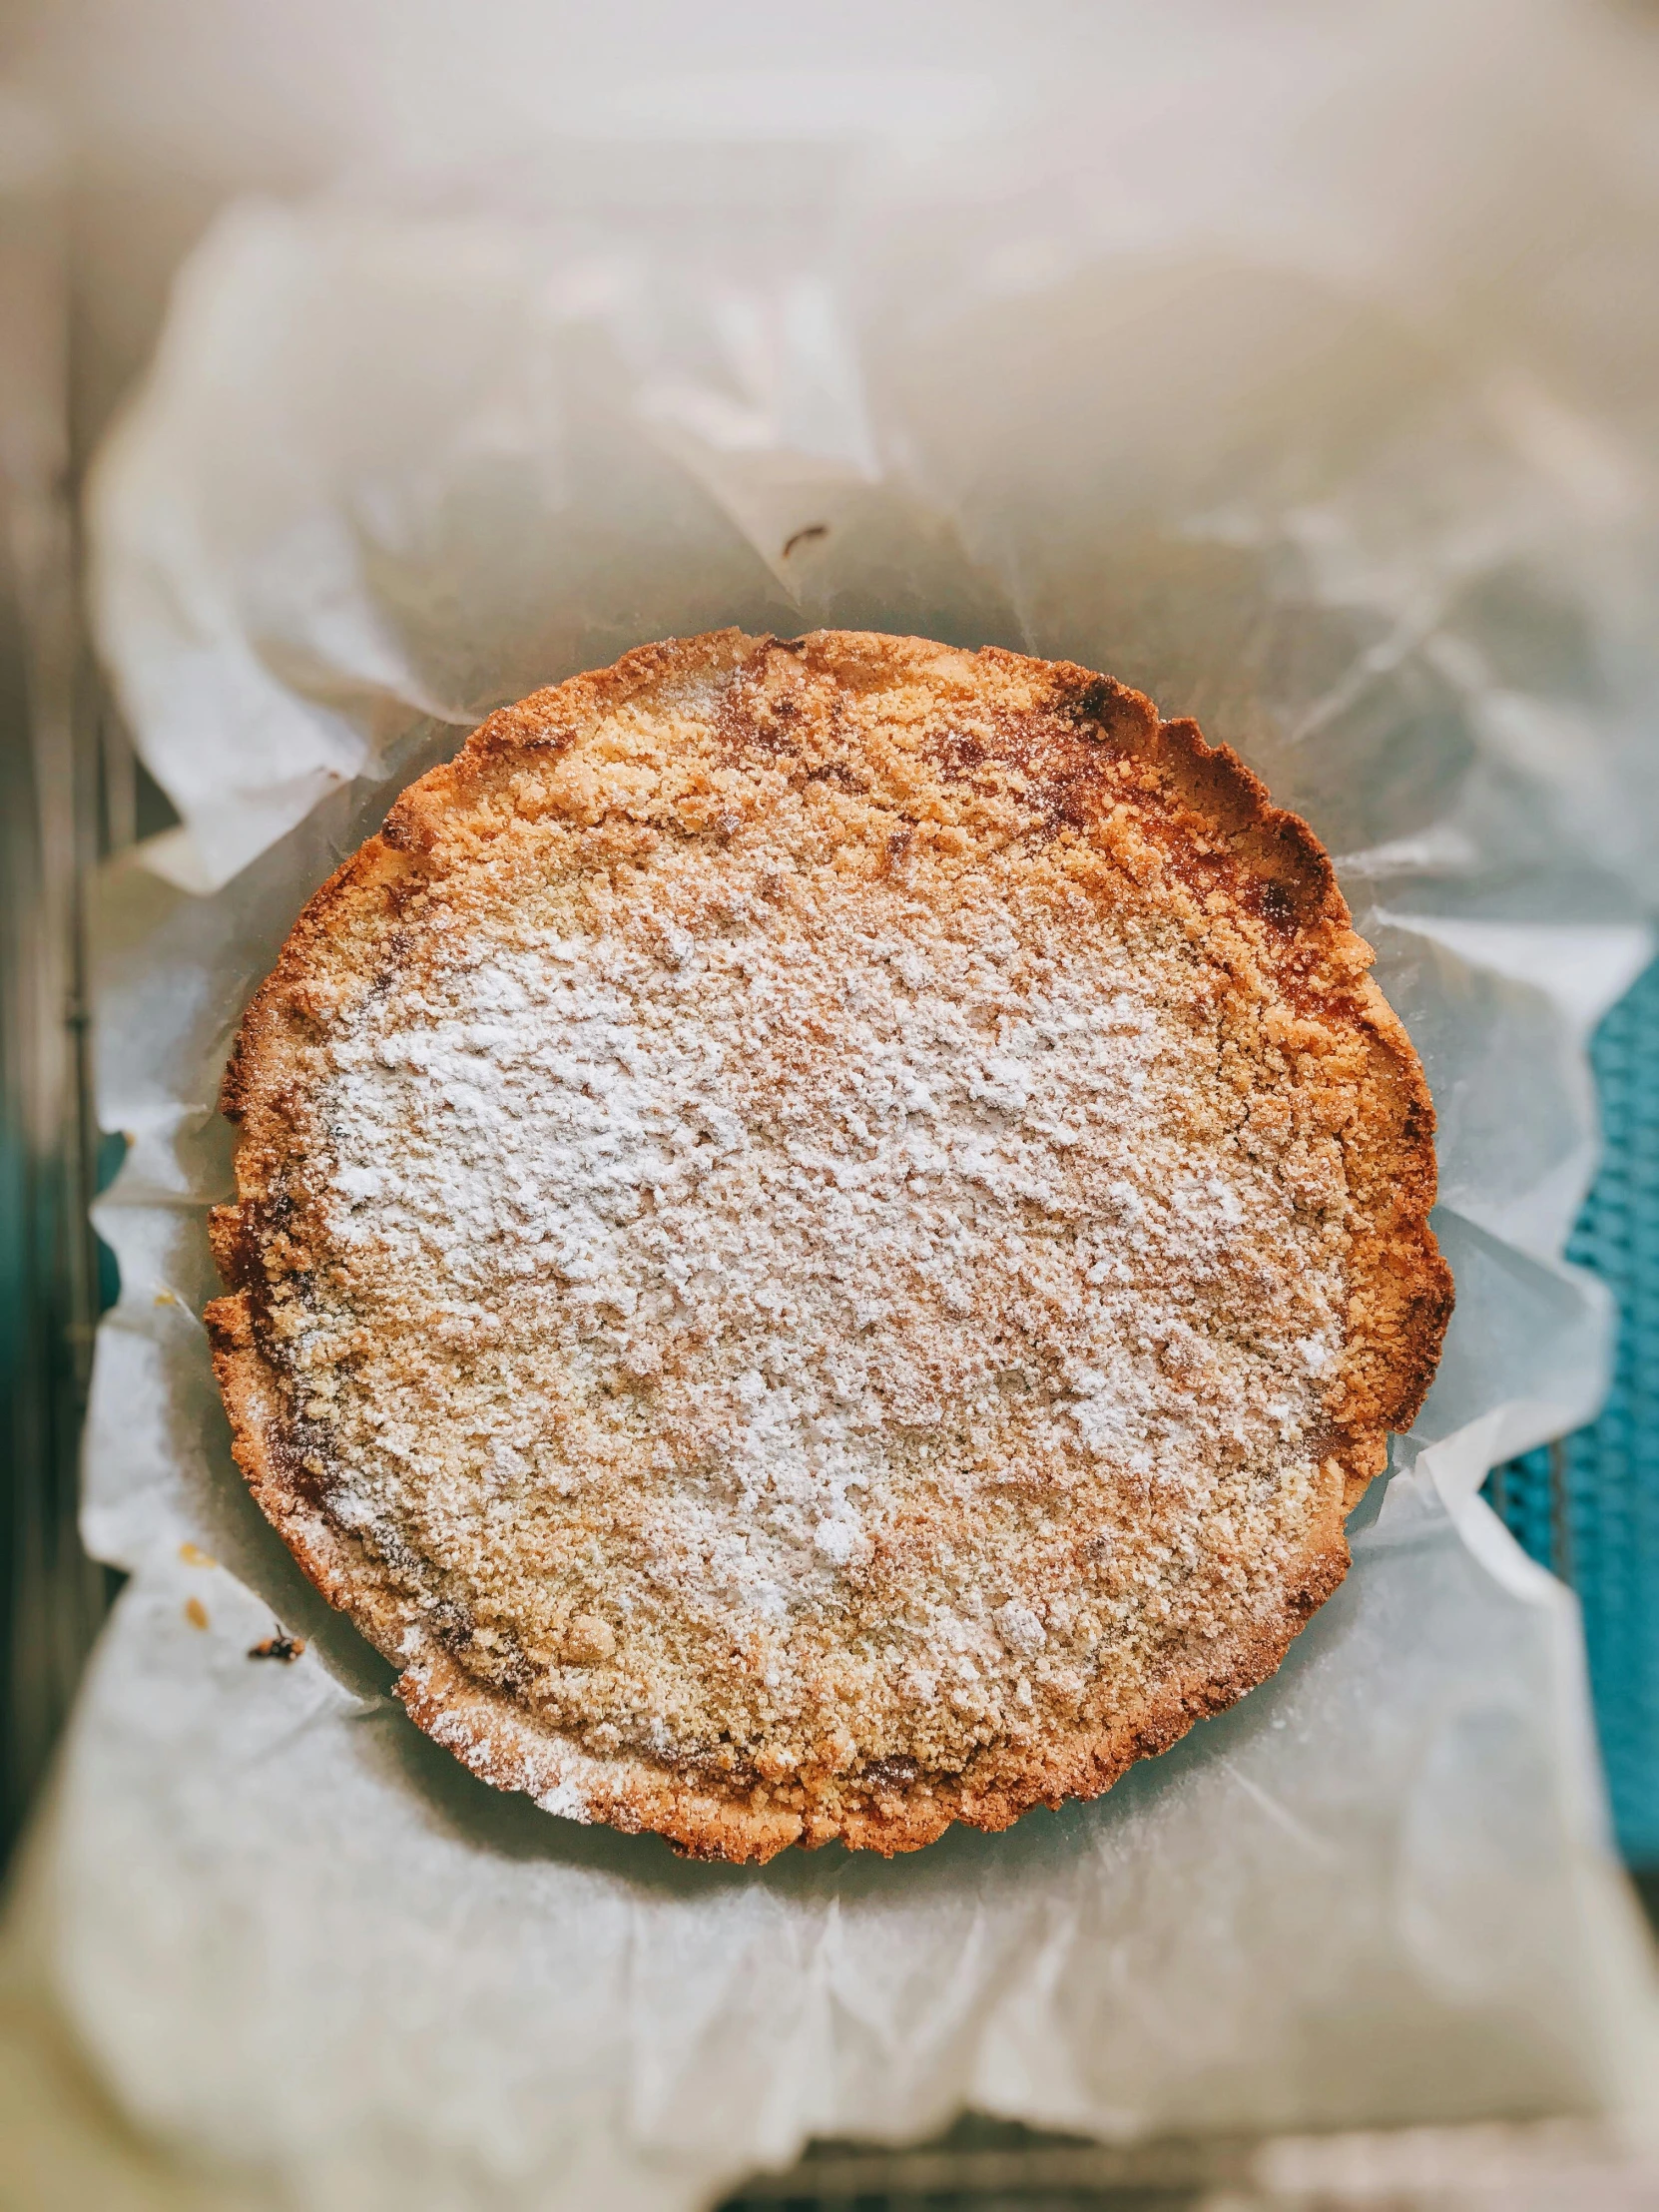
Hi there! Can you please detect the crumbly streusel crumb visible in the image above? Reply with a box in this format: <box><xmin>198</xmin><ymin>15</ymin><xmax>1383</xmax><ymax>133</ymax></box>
<box><xmin>207</xmin><ymin>631</ymin><xmax>1450</xmax><ymax>1861</ymax></box>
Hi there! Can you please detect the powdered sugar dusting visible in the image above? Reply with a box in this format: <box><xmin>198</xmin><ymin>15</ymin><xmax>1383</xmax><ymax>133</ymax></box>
<box><xmin>280</xmin><ymin>832</ymin><xmax>1350</xmax><ymax>1784</ymax></box>
<box><xmin>535</xmin><ymin>1776</ymin><xmax>593</xmax><ymax>1824</ymax></box>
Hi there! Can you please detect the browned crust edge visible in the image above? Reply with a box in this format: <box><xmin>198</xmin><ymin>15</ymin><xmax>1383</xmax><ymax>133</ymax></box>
<box><xmin>204</xmin><ymin>629</ymin><xmax>1452</xmax><ymax>1864</ymax></box>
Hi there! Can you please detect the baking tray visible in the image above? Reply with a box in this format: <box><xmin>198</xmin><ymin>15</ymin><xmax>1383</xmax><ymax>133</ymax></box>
<box><xmin>0</xmin><ymin>109</ymin><xmax>110</xmax><ymax>1863</ymax></box>
<box><xmin>1489</xmin><ymin>957</ymin><xmax>1659</xmax><ymax>1870</ymax></box>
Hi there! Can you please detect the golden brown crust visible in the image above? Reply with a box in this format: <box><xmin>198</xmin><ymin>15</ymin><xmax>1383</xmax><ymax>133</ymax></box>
<box><xmin>205</xmin><ymin>630</ymin><xmax>1450</xmax><ymax>1863</ymax></box>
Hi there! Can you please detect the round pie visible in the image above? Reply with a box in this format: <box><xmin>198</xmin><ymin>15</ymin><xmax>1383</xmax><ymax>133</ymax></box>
<box><xmin>206</xmin><ymin>629</ymin><xmax>1451</xmax><ymax>1862</ymax></box>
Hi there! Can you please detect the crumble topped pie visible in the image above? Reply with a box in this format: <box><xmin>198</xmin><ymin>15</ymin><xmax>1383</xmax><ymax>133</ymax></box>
<box><xmin>206</xmin><ymin>630</ymin><xmax>1451</xmax><ymax>1862</ymax></box>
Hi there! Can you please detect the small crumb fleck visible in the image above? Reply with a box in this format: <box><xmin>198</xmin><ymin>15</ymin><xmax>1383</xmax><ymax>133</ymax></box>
<box><xmin>249</xmin><ymin>1632</ymin><xmax>305</xmax><ymax>1663</ymax></box>
<box><xmin>179</xmin><ymin>1541</ymin><xmax>216</xmax><ymax>1568</ymax></box>
<box><xmin>183</xmin><ymin>1597</ymin><xmax>210</xmax><ymax>1630</ymax></box>
<box><xmin>994</xmin><ymin>1600</ymin><xmax>1046</xmax><ymax>1655</ymax></box>
<box><xmin>563</xmin><ymin>1613</ymin><xmax>616</xmax><ymax>1665</ymax></box>
<box><xmin>154</xmin><ymin>1289</ymin><xmax>178</xmax><ymax>1307</ymax></box>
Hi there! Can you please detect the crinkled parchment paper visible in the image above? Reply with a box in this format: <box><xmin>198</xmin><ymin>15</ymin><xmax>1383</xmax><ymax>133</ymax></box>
<box><xmin>9</xmin><ymin>12</ymin><xmax>1659</xmax><ymax>2206</ymax></box>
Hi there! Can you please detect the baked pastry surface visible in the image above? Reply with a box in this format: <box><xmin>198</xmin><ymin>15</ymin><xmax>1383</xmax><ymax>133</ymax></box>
<box><xmin>206</xmin><ymin>630</ymin><xmax>1450</xmax><ymax>1861</ymax></box>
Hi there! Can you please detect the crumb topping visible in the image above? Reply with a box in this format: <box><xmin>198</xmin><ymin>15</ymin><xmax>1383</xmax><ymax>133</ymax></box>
<box><xmin>209</xmin><ymin>630</ymin><xmax>1448</xmax><ymax>1856</ymax></box>
<box><xmin>282</xmin><ymin>832</ymin><xmax>1346</xmax><ymax>1789</ymax></box>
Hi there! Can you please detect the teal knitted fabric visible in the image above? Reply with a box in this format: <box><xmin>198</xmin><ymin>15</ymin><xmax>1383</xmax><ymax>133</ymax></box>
<box><xmin>1484</xmin><ymin>958</ymin><xmax>1659</xmax><ymax>1866</ymax></box>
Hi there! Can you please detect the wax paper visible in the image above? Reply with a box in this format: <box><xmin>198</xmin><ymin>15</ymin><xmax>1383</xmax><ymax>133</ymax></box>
<box><xmin>9</xmin><ymin>9</ymin><xmax>1659</xmax><ymax>2205</ymax></box>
